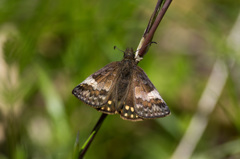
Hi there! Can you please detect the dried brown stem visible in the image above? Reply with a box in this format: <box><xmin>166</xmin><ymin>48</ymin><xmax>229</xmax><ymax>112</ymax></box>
<box><xmin>135</xmin><ymin>0</ymin><xmax>172</xmax><ymax>62</ymax></box>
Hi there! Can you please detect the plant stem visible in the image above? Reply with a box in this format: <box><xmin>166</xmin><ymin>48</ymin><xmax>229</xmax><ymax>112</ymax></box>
<box><xmin>135</xmin><ymin>0</ymin><xmax>172</xmax><ymax>62</ymax></box>
<box><xmin>78</xmin><ymin>113</ymin><xmax>108</xmax><ymax>159</ymax></box>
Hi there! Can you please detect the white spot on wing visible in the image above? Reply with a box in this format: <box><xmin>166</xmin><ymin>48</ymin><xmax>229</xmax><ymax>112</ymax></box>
<box><xmin>147</xmin><ymin>89</ymin><xmax>162</xmax><ymax>99</ymax></box>
<box><xmin>99</xmin><ymin>95</ymin><xmax>106</xmax><ymax>101</ymax></box>
<box><xmin>136</xmin><ymin>104</ymin><xmax>140</xmax><ymax>109</ymax></box>
<box><xmin>135</xmin><ymin>87</ymin><xmax>163</xmax><ymax>101</ymax></box>
<box><xmin>85</xmin><ymin>91</ymin><xmax>90</xmax><ymax>97</ymax></box>
<box><xmin>81</xmin><ymin>76</ymin><xmax>98</xmax><ymax>90</ymax></box>
<box><xmin>82</xmin><ymin>90</ymin><xmax>89</xmax><ymax>96</ymax></box>
<box><xmin>103</xmin><ymin>80</ymin><xmax>112</xmax><ymax>91</ymax></box>
<box><xmin>96</xmin><ymin>82</ymin><xmax>105</xmax><ymax>90</ymax></box>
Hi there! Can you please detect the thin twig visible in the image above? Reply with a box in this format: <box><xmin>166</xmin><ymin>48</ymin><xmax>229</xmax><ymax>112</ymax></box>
<box><xmin>135</xmin><ymin>0</ymin><xmax>172</xmax><ymax>62</ymax></box>
<box><xmin>78</xmin><ymin>113</ymin><xmax>108</xmax><ymax>159</ymax></box>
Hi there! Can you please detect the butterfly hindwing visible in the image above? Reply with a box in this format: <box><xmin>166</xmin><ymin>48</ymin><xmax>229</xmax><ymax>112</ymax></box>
<box><xmin>72</xmin><ymin>61</ymin><xmax>120</xmax><ymax>108</ymax></box>
<box><xmin>119</xmin><ymin>81</ymin><xmax>143</xmax><ymax>121</ymax></box>
<box><xmin>133</xmin><ymin>66</ymin><xmax>170</xmax><ymax>119</ymax></box>
<box><xmin>96</xmin><ymin>90</ymin><xmax>117</xmax><ymax>114</ymax></box>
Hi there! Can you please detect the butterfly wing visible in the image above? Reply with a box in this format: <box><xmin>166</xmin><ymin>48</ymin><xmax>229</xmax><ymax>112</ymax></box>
<box><xmin>72</xmin><ymin>61</ymin><xmax>120</xmax><ymax>110</ymax></box>
<box><xmin>95</xmin><ymin>87</ymin><xmax>118</xmax><ymax>114</ymax></box>
<box><xmin>133</xmin><ymin>66</ymin><xmax>170</xmax><ymax>119</ymax></box>
<box><xmin>118</xmin><ymin>81</ymin><xmax>143</xmax><ymax>121</ymax></box>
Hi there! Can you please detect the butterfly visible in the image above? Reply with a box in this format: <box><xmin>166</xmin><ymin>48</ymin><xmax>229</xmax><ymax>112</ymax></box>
<box><xmin>72</xmin><ymin>48</ymin><xmax>170</xmax><ymax>121</ymax></box>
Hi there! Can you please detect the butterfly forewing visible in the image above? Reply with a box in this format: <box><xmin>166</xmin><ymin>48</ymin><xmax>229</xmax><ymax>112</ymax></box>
<box><xmin>133</xmin><ymin>66</ymin><xmax>170</xmax><ymax>119</ymax></box>
<box><xmin>72</xmin><ymin>61</ymin><xmax>120</xmax><ymax>108</ymax></box>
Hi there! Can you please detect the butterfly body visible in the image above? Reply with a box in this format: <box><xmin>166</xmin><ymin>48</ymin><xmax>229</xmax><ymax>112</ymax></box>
<box><xmin>72</xmin><ymin>48</ymin><xmax>170</xmax><ymax>121</ymax></box>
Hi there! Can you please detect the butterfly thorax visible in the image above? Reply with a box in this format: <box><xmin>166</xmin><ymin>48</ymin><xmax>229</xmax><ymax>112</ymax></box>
<box><xmin>123</xmin><ymin>48</ymin><xmax>135</xmax><ymax>60</ymax></box>
<box><xmin>119</xmin><ymin>48</ymin><xmax>137</xmax><ymax>80</ymax></box>
<box><xmin>115</xmin><ymin>48</ymin><xmax>136</xmax><ymax>109</ymax></box>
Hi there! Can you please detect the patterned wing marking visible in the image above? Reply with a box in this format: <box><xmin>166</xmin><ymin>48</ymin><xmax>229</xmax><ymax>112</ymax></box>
<box><xmin>119</xmin><ymin>92</ymin><xmax>143</xmax><ymax>121</ymax></box>
<box><xmin>133</xmin><ymin>66</ymin><xmax>170</xmax><ymax>118</ymax></box>
<box><xmin>72</xmin><ymin>62</ymin><xmax>120</xmax><ymax>107</ymax></box>
<box><xmin>95</xmin><ymin>90</ymin><xmax>118</xmax><ymax>114</ymax></box>
<box><xmin>116</xmin><ymin>78</ymin><xmax>143</xmax><ymax>121</ymax></box>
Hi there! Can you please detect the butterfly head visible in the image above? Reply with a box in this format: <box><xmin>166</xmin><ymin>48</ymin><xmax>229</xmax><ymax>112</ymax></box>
<box><xmin>124</xmin><ymin>48</ymin><xmax>135</xmax><ymax>60</ymax></box>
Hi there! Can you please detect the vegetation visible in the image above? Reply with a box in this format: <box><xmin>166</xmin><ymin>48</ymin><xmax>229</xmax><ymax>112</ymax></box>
<box><xmin>0</xmin><ymin>0</ymin><xmax>239</xmax><ymax>159</ymax></box>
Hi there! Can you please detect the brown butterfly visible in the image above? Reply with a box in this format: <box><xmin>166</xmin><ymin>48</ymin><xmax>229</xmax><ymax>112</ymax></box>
<box><xmin>72</xmin><ymin>48</ymin><xmax>170</xmax><ymax>121</ymax></box>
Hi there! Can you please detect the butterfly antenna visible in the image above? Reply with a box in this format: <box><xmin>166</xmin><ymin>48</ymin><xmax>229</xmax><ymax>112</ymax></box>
<box><xmin>113</xmin><ymin>46</ymin><xmax>125</xmax><ymax>53</ymax></box>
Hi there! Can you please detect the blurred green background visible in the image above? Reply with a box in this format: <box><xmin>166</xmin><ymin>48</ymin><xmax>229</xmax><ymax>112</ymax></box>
<box><xmin>0</xmin><ymin>0</ymin><xmax>240</xmax><ymax>159</ymax></box>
